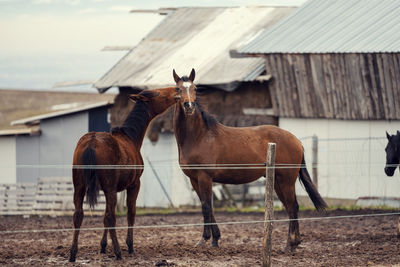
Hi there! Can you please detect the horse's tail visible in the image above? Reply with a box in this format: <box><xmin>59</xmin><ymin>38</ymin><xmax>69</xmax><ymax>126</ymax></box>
<box><xmin>298</xmin><ymin>152</ymin><xmax>328</xmax><ymax>211</ymax></box>
<box><xmin>82</xmin><ymin>146</ymin><xmax>99</xmax><ymax>209</ymax></box>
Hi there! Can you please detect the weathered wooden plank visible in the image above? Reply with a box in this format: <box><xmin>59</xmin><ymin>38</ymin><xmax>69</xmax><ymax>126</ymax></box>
<box><xmin>304</xmin><ymin>55</ymin><xmax>321</xmax><ymax>117</ymax></box>
<box><xmin>280</xmin><ymin>54</ymin><xmax>294</xmax><ymax>116</ymax></box>
<box><xmin>320</xmin><ymin>54</ymin><xmax>335</xmax><ymax>118</ymax></box>
<box><xmin>390</xmin><ymin>54</ymin><xmax>400</xmax><ymax>119</ymax></box>
<box><xmin>266</xmin><ymin>55</ymin><xmax>281</xmax><ymax>116</ymax></box>
<box><xmin>383</xmin><ymin>54</ymin><xmax>399</xmax><ymax>119</ymax></box>
<box><xmin>286</xmin><ymin>54</ymin><xmax>302</xmax><ymax>117</ymax></box>
<box><xmin>367</xmin><ymin>53</ymin><xmax>385</xmax><ymax>119</ymax></box>
<box><xmin>347</xmin><ymin>54</ymin><xmax>367</xmax><ymax>119</ymax></box>
<box><xmin>292</xmin><ymin>55</ymin><xmax>312</xmax><ymax>117</ymax></box>
<box><xmin>275</xmin><ymin>54</ymin><xmax>290</xmax><ymax>117</ymax></box>
<box><xmin>375</xmin><ymin>53</ymin><xmax>391</xmax><ymax>118</ymax></box>
<box><xmin>310</xmin><ymin>54</ymin><xmax>329</xmax><ymax>117</ymax></box>
<box><xmin>360</xmin><ymin>53</ymin><xmax>376</xmax><ymax>118</ymax></box>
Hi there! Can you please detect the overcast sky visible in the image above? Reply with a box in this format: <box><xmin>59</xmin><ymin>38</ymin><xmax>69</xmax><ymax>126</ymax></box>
<box><xmin>0</xmin><ymin>0</ymin><xmax>306</xmax><ymax>92</ymax></box>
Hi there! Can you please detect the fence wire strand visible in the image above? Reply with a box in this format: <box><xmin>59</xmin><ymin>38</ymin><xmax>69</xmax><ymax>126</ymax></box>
<box><xmin>0</xmin><ymin>163</ymin><xmax>398</xmax><ymax>170</ymax></box>
<box><xmin>1</xmin><ymin>211</ymin><xmax>399</xmax><ymax>235</ymax></box>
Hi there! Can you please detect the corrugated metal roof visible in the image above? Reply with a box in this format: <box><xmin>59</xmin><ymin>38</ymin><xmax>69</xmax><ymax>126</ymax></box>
<box><xmin>11</xmin><ymin>101</ymin><xmax>113</xmax><ymax>126</ymax></box>
<box><xmin>238</xmin><ymin>0</ymin><xmax>400</xmax><ymax>54</ymax></box>
<box><xmin>95</xmin><ymin>6</ymin><xmax>295</xmax><ymax>92</ymax></box>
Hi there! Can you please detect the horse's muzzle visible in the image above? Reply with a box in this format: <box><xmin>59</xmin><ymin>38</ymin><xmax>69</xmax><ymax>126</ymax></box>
<box><xmin>183</xmin><ymin>102</ymin><xmax>195</xmax><ymax>115</ymax></box>
<box><xmin>385</xmin><ymin>167</ymin><xmax>396</xmax><ymax>177</ymax></box>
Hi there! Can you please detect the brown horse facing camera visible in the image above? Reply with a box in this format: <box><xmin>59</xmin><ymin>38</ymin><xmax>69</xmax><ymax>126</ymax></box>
<box><xmin>172</xmin><ymin>69</ymin><xmax>328</xmax><ymax>251</ymax></box>
<box><xmin>69</xmin><ymin>87</ymin><xmax>178</xmax><ymax>262</ymax></box>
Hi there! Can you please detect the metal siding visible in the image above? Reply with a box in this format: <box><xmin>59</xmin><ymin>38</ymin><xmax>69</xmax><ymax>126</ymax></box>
<box><xmin>16</xmin><ymin>135</ymin><xmax>40</xmax><ymax>183</ymax></box>
<box><xmin>239</xmin><ymin>0</ymin><xmax>400</xmax><ymax>54</ymax></box>
<box><xmin>95</xmin><ymin>7</ymin><xmax>295</xmax><ymax>91</ymax></box>
<box><xmin>138</xmin><ymin>133</ymin><xmax>199</xmax><ymax>207</ymax></box>
<box><xmin>0</xmin><ymin>136</ymin><xmax>17</xmax><ymax>183</ymax></box>
<box><xmin>39</xmin><ymin>112</ymin><xmax>88</xmax><ymax>178</ymax></box>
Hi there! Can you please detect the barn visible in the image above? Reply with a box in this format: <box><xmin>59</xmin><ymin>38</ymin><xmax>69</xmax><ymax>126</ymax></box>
<box><xmin>236</xmin><ymin>0</ymin><xmax>400</xmax><ymax>202</ymax></box>
<box><xmin>94</xmin><ymin>6</ymin><xmax>296</xmax><ymax>207</ymax></box>
<box><xmin>0</xmin><ymin>100</ymin><xmax>112</xmax><ymax>184</ymax></box>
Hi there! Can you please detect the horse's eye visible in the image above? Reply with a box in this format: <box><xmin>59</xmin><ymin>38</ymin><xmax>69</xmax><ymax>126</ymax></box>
<box><xmin>175</xmin><ymin>87</ymin><xmax>180</xmax><ymax>92</ymax></box>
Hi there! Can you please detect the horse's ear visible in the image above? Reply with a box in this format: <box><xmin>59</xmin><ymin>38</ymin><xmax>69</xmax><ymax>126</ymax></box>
<box><xmin>397</xmin><ymin>130</ymin><xmax>400</xmax><ymax>136</ymax></box>
<box><xmin>387</xmin><ymin>131</ymin><xmax>391</xmax><ymax>140</ymax></box>
<box><xmin>189</xmin><ymin>68</ymin><xmax>195</xmax><ymax>82</ymax></box>
<box><xmin>173</xmin><ymin>69</ymin><xmax>181</xmax><ymax>84</ymax></box>
<box><xmin>129</xmin><ymin>94</ymin><xmax>149</xmax><ymax>102</ymax></box>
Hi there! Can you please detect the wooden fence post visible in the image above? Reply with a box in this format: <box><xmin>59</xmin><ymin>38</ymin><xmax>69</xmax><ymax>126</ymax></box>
<box><xmin>312</xmin><ymin>135</ymin><xmax>318</xmax><ymax>189</ymax></box>
<box><xmin>263</xmin><ymin>142</ymin><xmax>276</xmax><ymax>267</ymax></box>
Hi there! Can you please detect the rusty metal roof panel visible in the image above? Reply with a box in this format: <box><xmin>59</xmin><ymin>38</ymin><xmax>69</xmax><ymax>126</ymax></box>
<box><xmin>238</xmin><ymin>0</ymin><xmax>400</xmax><ymax>54</ymax></box>
<box><xmin>95</xmin><ymin>6</ymin><xmax>295</xmax><ymax>92</ymax></box>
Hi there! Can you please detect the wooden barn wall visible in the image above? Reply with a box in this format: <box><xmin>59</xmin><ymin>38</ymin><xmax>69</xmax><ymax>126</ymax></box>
<box><xmin>201</xmin><ymin>82</ymin><xmax>276</xmax><ymax>127</ymax></box>
<box><xmin>265</xmin><ymin>53</ymin><xmax>400</xmax><ymax>120</ymax></box>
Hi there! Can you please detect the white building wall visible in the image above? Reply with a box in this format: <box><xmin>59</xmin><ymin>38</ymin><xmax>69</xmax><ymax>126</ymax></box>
<box><xmin>138</xmin><ymin>133</ymin><xmax>199</xmax><ymax>208</ymax></box>
<box><xmin>0</xmin><ymin>136</ymin><xmax>16</xmax><ymax>183</ymax></box>
<box><xmin>279</xmin><ymin>118</ymin><xmax>400</xmax><ymax>200</ymax></box>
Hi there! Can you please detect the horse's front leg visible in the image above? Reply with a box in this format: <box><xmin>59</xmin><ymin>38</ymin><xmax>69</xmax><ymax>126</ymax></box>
<box><xmin>126</xmin><ymin>180</ymin><xmax>140</xmax><ymax>254</ymax></box>
<box><xmin>197</xmin><ymin>174</ymin><xmax>221</xmax><ymax>247</ymax></box>
<box><xmin>189</xmin><ymin>178</ymin><xmax>211</xmax><ymax>246</ymax></box>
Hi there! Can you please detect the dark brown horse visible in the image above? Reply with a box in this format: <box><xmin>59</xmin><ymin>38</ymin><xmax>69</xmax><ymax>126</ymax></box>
<box><xmin>384</xmin><ymin>131</ymin><xmax>400</xmax><ymax>177</ymax></box>
<box><xmin>172</xmin><ymin>69</ymin><xmax>327</xmax><ymax>251</ymax></box>
<box><xmin>384</xmin><ymin>131</ymin><xmax>400</xmax><ymax>237</ymax></box>
<box><xmin>69</xmin><ymin>87</ymin><xmax>178</xmax><ymax>262</ymax></box>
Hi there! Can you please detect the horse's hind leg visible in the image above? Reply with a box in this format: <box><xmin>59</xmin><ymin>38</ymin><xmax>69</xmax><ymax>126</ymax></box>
<box><xmin>104</xmin><ymin>191</ymin><xmax>122</xmax><ymax>259</ymax></box>
<box><xmin>69</xmin><ymin>184</ymin><xmax>85</xmax><ymax>262</ymax></box>
<box><xmin>100</xmin><ymin>215</ymin><xmax>108</xmax><ymax>253</ymax></box>
<box><xmin>126</xmin><ymin>181</ymin><xmax>140</xmax><ymax>254</ymax></box>
<box><xmin>275</xmin><ymin>175</ymin><xmax>301</xmax><ymax>252</ymax></box>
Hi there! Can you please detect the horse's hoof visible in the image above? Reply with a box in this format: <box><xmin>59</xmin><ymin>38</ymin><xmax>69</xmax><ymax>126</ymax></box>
<box><xmin>128</xmin><ymin>248</ymin><xmax>135</xmax><ymax>254</ymax></box>
<box><xmin>100</xmin><ymin>249</ymin><xmax>106</xmax><ymax>254</ymax></box>
<box><xmin>68</xmin><ymin>256</ymin><xmax>76</xmax><ymax>262</ymax></box>
<box><xmin>196</xmin><ymin>239</ymin><xmax>208</xmax><ymax>247</ymax></box>
<box><xmin>211</xmin><ymin>240</ymin><xmax>219</xmax><ymax>247</ymax></box>
<box><xmin>284</xmin><ymin>246</ymin><xmax>296</xmax><ymax>255</ymax></box>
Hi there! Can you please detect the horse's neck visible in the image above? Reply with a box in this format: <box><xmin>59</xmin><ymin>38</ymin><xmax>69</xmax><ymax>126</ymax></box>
<box><xmin>173</xmin><ymin>104</ymin><xmax>208</xmax><ymax>146</ymax></box>
<box><xmin>120</xmin><ymin>102</ymin><xmax>156</xmax><ymax>149</ymax></box>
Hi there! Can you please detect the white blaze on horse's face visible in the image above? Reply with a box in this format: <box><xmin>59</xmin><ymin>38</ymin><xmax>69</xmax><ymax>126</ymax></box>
<box><xmin>180</xmin><ymin>81</ymin><xmax>196</xmax><ymax>115</ymax></box>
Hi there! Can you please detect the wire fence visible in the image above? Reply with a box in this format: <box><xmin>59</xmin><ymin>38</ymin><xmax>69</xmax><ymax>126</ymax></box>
<box><xmin>1</xmin><ymin>211</ymin><xmax>399</xmax><ymax>235</ymax></box>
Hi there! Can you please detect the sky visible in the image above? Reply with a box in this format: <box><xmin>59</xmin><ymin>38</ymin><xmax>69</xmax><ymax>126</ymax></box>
<box><xmin>0</xmin><ymin>0</ymin><xmax>306</xmax><ymax>93</ymax></box>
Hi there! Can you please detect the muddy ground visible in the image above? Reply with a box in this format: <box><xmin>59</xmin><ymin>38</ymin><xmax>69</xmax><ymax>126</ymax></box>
<box><xmin>0</xmin><ymin>209</ymin><xmax>400</xmax><ymax>266</ymax></box>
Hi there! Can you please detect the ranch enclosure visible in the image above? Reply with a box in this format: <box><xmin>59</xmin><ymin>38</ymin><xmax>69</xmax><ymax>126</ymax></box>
<box><xmin>1</xmin><ymin>209</ymin><xmax>400</xmax><ymax>266</ymax></box>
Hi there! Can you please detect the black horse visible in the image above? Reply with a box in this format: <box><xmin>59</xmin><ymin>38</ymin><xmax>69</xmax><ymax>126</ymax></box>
<box><xmin>384</xmin><ymin>131</ymin><xmax>400</xmax><ymax>177</ymax></box>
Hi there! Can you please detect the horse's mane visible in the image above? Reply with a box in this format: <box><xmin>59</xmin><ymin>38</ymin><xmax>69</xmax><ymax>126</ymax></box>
<box><xmin>195</xmin><ymin>98</ymin><xmax>218</xmax><ymax>130</ymax></box>
<box><xmin>111</xmin><ymin>92</ymin><xmax>153</xmax><ymax>142</ymax></box>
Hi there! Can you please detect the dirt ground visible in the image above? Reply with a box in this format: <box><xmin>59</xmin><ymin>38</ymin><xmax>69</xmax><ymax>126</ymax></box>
<box><xmin>1</xmin><ymin>209</ymin><xmax>400</xmax><ymax>267</ymax></box>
